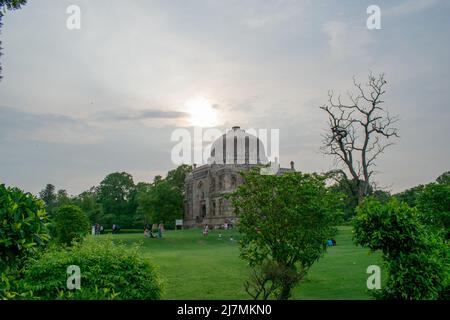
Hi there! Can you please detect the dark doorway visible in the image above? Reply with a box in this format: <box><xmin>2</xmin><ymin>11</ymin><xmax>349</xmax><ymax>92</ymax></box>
<box><xmin>201</xmin><ymin>204</ymin><xmax>206</xmax><ymax>218</ymax></box>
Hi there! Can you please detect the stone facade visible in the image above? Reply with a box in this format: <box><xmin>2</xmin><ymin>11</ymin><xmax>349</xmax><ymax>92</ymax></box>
<box><xmin>184</xmin><ymin>126</ymin><xmax>294</xmax><ymax>228</ymax></box>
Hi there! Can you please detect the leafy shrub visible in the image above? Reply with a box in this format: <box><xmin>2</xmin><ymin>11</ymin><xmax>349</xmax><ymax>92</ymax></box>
<box><xmin>0</xmin><ymin>184</ymin><xmax>50</xmax><ymax>271</ymax></box>
<box><xmin>354</xmin><ymin>197</ymin><xmax>449</xmax><ymax>300</ymax></box>
<box><xmin>54</xmin><ymin>205</ymin><xmax>90</xmax><ymax>245</ymax></box>
<box><xmin>229</xmin><ymin>170</ymin><xmax>343</xmax><ymax>300</ymax></box>
<box><xmin>20</xmin><ymin>237</ymin><xmax>163</xmax><ymax>300</ymax></box>
<box><xmin>416</xmin><ymin>182</ymin><xmax>450</xmax><ymax>240</ymax></box>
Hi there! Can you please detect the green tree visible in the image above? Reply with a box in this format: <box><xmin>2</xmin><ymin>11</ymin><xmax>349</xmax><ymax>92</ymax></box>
<box><xmin>372</xmin><ymin>189</ymin><xmax>391</xmax><ymax>203</ymax></box>
<box><xmin>416</xmin><ymin>182</ymin><xmax>450</xmax><ymax>240</ymax></box>
<box><xmin>166</xmin><ymin>164</ymin><xmax>192</xmax><ymax>191</ymax></box>
<box><xmin>136</xmin><ymin>165</ymin><xmax>191</xmax><ymax>228</ymax></box>
<box><xmin>55</xmin><ymin>189</ymin><xmax>71</xmax><ymax>207</ymax></box>
<box><xmin>394</xmin><ymin>184</ymin><xmax>425</xmax><ymax>207</ymax></box>
<box><xmin>327</xmin><ymin>172</ymin><xmax>372</xmax><ymax>220</ymax></box>
<box><xmin>137</xmin><ymin>178</ymin><xmax>183</xmax><ymax>228</ymax></box>
<box><xmin>353</xmin><ymin>197</ymin><xmax>449</xmax><ymax>300</ymax></box>
<box><xmin>134</xmin><ymin>182</ymin><xmax>152</xmax><ymax>226</ymax></box>
<box><xmin>327</xmin><ymin>170</ymin><xmax>390</xmax><ymax>220</ymax></box>
<box><xmin>0</xmin><ymin>0</ymin><xmax>28</xmax><ymax>81</ymax></box>
<box><xmin>72</xmin><ymin>188</ymin><xmax>103</xmax><ymax>225</ymax></box>
<box><xmin>54</xmin><ymin>205</ymin><xmax>90</xmax><ymax>246</ymax></box>
<box><xmin>228</xmin><ymin>169</ymin><xmax>343</xmax><ymax>300</ymax></box>
<box><xmin>96</xmin><ymin>172</ymin><xmax>137</xmax><ymax>228</ymax></box>
<box><xmin>38</xmin><ymin>183</ymin><xmax>57</xmax><ymax>216</ymax></box>
<box><xmin>436</xmin><ymin>171</ymin><xmax>450</xmax><ymax>185</ymax></box>
<box><xmin>0</xmin><ymin>184</ymin><xmax>50</xmax><ymax>271</ymax></box>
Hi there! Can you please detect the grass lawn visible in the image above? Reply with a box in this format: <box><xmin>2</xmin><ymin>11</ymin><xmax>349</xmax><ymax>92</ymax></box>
<box><xmin>106</xmin><ymin>226</ymin><xmax>383</xmax><ymax>299</ymax></box>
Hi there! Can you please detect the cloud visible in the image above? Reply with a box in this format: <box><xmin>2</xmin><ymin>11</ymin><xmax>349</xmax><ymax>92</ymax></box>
<box><xmin>322</xmin><ymin>20</ymin><xmax>372</xmax><ymax>61</ymax></box>
<box><xmin>0</xmin><ymin>0</ymin><xmax>449</xmax><ymax>196</ymax></box>
<box><xmin>240</xmin><ymin>1</ymin><xmax>306</xmax><ymax>30</ymax></box>
<box><xmin>0</xmin><ymin>106</ymin><xmax>102</xmax><ymax>144</ymax></box>
<box><xmin>384</xmin><ymin>0</ymin><xmax>439</xmax><ymax>18</ymax></box>
<box><xmin>96</xmin><ymin>109</ymin><xmax>188</xmax><ymax>121</ymax></box>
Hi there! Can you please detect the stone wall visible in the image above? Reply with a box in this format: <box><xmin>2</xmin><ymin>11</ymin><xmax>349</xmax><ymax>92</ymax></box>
<box><xmin>184</xmin><ymin>164</ymin><xmax>247</xmax><ymax>228</ymax></box>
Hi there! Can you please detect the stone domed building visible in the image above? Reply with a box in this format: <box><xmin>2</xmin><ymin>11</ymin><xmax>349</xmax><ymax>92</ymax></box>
<box><xmin>184</xmin><ymin>126</ymin><xmax>295</xmax><ymax>228</ymax></box>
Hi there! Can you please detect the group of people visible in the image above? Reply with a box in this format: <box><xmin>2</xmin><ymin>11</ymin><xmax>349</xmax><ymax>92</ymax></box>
<box><xmin>144</xmin><ymin>223</ymin><xmax>164</xmax><ymax>239</ymax></box>
<box><xmin>92</xmin><ymin>223</ymin><xmax>103</xmax><ymax>235</ymax></box>
<box><xmin>91</xmin><ymin>223</ymin><xmax>121</xmax><ymax>235</ymax></box>
<box><xmin>222</xmin><ymin>219</ymin><xmax>235</xmax><ymax>230</ymax></box>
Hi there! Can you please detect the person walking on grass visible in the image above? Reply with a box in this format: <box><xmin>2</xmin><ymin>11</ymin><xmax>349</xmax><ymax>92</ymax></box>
<box><xmin>157</xmin><ymin>222</ymin><xmax>163</xmax><ymax>239</ymax></box>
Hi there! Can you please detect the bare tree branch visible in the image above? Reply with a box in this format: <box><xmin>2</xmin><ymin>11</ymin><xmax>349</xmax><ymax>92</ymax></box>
<box><xmin>320</xmin><ymin>72</ymin><xmax>399</xmax><ymax>203</ymax></box>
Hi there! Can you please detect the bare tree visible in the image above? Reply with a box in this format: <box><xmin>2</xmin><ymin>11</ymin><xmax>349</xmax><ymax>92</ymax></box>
<box><xmin>320</xmin><ymin>72</ymin><xmax>399</xmax><ymax>203</ymax></box>
<box><xmin>0</xmin><ymin>0</ymin><xmax>28</xmax><ymax>81</ymax></box>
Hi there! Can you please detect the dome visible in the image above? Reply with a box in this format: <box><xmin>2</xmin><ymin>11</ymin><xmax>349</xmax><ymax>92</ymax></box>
<box><xmin>207</xmin><ymin>126</ymin><xmax>268</xmax><ymax>165</ymax></box>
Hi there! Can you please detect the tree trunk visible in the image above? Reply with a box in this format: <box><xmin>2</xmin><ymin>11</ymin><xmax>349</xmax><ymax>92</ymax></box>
<box><xmin>277</xmin><ymin>284</ymin><xmax>292</xmax><ymax>300</ymax></box>
<box><xmin>357</xmin><ymin>180</ymin><xmax>370</xmax><ymax>205</ymax></box>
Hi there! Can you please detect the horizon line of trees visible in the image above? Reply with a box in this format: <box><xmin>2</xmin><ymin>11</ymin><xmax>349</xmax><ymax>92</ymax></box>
<box><xmin>35</xmin><ymin>165</ymin><xmax>448</xmax><ymax>230</ymax></box>
<box><xmin>37</xmin><ymin>164</ymin><xmax>192</xmax><ymax>229</ymax></box>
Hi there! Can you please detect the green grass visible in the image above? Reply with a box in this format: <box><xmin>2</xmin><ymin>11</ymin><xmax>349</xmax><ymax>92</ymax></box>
<box><xmin>104</xmin><ymin>226</ymin><xmax>383</xmax><ymax>299</ymax></box>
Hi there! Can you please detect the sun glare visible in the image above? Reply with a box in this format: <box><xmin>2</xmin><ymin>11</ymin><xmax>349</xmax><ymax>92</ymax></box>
<box><xmin>185</xmin><ymin>96</ymin><xmax>218</xmax><ymax>127</ymax></box>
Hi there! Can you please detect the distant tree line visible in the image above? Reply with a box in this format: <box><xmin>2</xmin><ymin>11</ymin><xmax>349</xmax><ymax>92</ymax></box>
<box><xmin>38</xmin><ymin>164</ymin><xmax>192</xmax><ymax>230</ymax></box>
<box><xmin>329</xmin><ymin>170</ymin><xmax>450</xmax><ymax>240</ymax></box>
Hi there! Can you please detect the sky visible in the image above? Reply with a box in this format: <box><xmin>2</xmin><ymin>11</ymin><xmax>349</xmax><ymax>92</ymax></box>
<box><xmin>0</xmin><ymin>0</ymin><xmax>449</xmax><ymax>195</ymax></box>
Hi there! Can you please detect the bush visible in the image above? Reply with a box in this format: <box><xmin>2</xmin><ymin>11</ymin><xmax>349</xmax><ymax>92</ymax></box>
<box><xmin>54</xmin><ymin>205</ymin><xmax>90</xmax><ymax>245</ymax></box>
<box><xmin>416</xmin><ymin>183</ymin><xmax>450</xmax><ymax>240</ymax></box>
<box><xmin>19</xmin><ymin>237</ymin><xmax>163</xmax><ymax>299</ymax></box>
<box><xmin>229</xmin><ymin>170</ymin><xmax>343</xmax><ymax>300</ymax></box>
<box><xmin>354</xmin><ymin>197</ymin><xmax>449</xmax><ymax>300</ymax></box>
<box><xmin>0</xmin><ymin>184</ymin><xmax>50</xmax><ymax>271</ymax></box>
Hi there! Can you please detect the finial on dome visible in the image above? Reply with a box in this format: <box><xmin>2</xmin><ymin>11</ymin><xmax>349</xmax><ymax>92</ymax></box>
<box><xmin>232</xmin><ymin>126</ymin><xmax>240</xmax><ymax>131</ymax></box>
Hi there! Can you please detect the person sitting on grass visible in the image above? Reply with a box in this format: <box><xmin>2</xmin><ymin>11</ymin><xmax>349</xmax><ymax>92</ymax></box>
<box><xmin>144</xmin><ymin>223</ymin><xmax>155</xmax><ymax>238</ymax></box>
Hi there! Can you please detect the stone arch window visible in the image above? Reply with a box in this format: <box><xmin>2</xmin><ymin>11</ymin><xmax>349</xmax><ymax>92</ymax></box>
<box><xmin>212</xmin><ymin>200</ymin><xmax>216</xmax><ymax>216</ymax></box>
<box><xmin>219</xmin><ymin>199</ymin><xmax>223</xmax><ymax>216</ymax></box>
<box><xmin>231</xmin><ymin>175</ymin><xmax>237</xmax><ymax>188</ymax></box>
<box><xmin>218</xmin><ymin>175</ymin><xmax>224</xmax><ymax>190</ymax></box>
